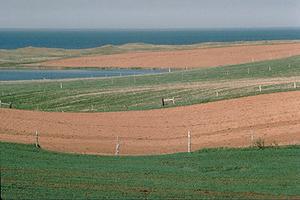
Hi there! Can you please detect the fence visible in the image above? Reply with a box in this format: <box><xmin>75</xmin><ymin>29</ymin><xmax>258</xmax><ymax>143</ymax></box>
<box><xmin>32</xmin><ymin>128</ymin><xmax>275</xmax><ymax>155</ymax></box>
<box><xmin>0</xmin><ymin>100</ymin><xmax>12</xmax><ymax>108</ymax></box>
<box><xmin>159</xmin><ymin>81</ymin><xmax>299</xmax><ymax>110</ymax></box>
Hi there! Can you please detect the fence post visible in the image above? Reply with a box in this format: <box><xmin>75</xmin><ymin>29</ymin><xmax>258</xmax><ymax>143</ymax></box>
<box><xmin>188</xmin><ymin>131</ymin><xmax>191</xmax><ymax>153</ymax></box>
<box><xmin>250</xmin><ymin>131</ymin><xmax>254</xmax><ymax>147</ymax></box>
<box><xmin>247</xmin><ymin>68</ymin><xmax>250</xmax><ymax>74</ymax></box>
<box><xmin>60</xmin><ymin>82</ymin><xmax>63</xmax><ymax>89</ymax></box>
<box><xmin>0</xmin><ymin>100</ymin><xmax>1</xmax><ymax>108</ymax></box>
<box><xmin>268</xmin><ymin>66</ymin><xmax>272</xmax><ymax>71</ymax></box>
<box><xmin>35</xmin><ymin>130</ymin><xmax>40</xmax><ymax>148</ymax></box>
<box><xmin>259</xmin><ymin>85</ymin><xmax>262</xmax><ymax>92</ymax></box>
<box><xmin>294</xmin><ymin>82</ymin><xmax>297</xmax><ymax>89</ymax></box>
<box><xmin>161</xmin><ymin>98</ymin><xmax>165</xmax><ymax>107</ymax></box>
<box><xmin>216</xmin><ymin>91</ymin><xmax>219</xmax><ymax>97</ymax></box>
<box><xmin>115</xmin><ymin>136</ymin><xmax>120</xmax><ymax>156</ymax></box>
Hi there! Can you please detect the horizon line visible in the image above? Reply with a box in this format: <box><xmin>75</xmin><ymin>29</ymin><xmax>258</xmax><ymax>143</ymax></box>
<box><xmin>1</xmin><ymin>26</ymin><xmax>300</xmax><ymax>31</ymax></box>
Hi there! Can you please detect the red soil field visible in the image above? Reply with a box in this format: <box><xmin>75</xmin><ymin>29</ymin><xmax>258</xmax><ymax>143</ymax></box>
<box><xmin>42</xmin><ymin>43</ymin><xmax>300</xmax><ymax>69</ymax></box>
<box><xmin>1</xmin><ymin>91</ymin><xmax>299</xmax><ymax>155</ymax></box>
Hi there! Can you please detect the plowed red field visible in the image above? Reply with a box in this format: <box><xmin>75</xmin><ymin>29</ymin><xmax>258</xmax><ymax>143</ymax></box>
<box><xmin>41</xmin><ymin>43</ymin><xmax>300</xmax><ymax>69</ymax></box>
<box><xmin>1</xmin><ymin>92</ymin><xmax>299</xmax><ymax>155</ymax></box>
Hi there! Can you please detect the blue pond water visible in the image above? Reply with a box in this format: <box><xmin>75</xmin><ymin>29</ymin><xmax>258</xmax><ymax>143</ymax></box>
<box><xmin>0</xmin><ymin>69</ymin><xmax>164</xmax><ymax>81</ymax></box>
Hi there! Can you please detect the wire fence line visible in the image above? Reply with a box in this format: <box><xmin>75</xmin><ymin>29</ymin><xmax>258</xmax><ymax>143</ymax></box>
<box><xmin>0</xmin><ymin>100</ymin><xmax>12</xmax><ymax>108</ymax></box>
<box><xmin>33</xmin><ymin>125</ymin><xmax>296</xmax><ymax>155</ymax></box>
<box><xmin>29</xmin><ymin>118</ymin><xmax>299</xmax><ymax>144</ymax></box>
<box><xmin>23</xmin><ymin>80</ymin><xmax>300</xmax><ymax>112</ymax></box>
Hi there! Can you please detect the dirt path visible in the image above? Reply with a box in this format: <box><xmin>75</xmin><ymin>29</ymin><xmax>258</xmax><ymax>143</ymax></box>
<box><xmin>41</xmin><ymin>43</ymin><xmax>300</xmax><ymax>69</ymax></box>
<box><xmin>1</xmin><ymin>91</ymin><xmax>299</xmax><ymax>155</ymax></box>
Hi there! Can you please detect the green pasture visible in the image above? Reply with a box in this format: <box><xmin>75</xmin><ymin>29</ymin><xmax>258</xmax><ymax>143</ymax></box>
<box><xmin>0</xmin><ymin>56</ymin><xmax>299</xmax><ymax>112</ymax></box>
<box><xmin>1</xmin><ymin>142</ymin><xmax>299</xmax><ymax>199</ymax></box>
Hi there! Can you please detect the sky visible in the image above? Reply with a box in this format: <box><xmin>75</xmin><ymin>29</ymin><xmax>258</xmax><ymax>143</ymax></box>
<box><xmin>0</xmin><ymin>0</ymin><xmax>299</xmax><ymax>29</ymax></box>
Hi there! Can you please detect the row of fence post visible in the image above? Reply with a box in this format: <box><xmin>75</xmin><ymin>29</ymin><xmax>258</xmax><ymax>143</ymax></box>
<box><xmin>256</xmin><ymin>82</ymin><xmax>297</xmax><ymax>92</ymax></box>
<box><xmin>32</xmin><ymin>128</ymin><xmax>284</xmax><ymax>155</ymax></box>
<box><xmin>214</xmin><ymin>82</ymin><xmax>298</xmax><ymax>97</ymax></box>
<box><xmin>113</xmin><ymin>131</ymin><xmax>192</xmax><ymax>156</ymax></box>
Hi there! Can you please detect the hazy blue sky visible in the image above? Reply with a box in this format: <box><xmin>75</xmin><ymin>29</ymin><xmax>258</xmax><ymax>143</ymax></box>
<box><xmin>0</xmin><ymin>0</ymin><xmax>299</xmax><ymax>29</ymax></box>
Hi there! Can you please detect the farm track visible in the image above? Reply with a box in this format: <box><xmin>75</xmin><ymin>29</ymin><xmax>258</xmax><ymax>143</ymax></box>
<box><xmin>1</xmin><ymin>91</ymin><xmax>299</xmax><ymax>155</ymax></box>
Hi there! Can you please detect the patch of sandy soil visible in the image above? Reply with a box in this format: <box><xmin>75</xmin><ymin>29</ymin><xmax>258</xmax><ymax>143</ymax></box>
<box><xmin>0</xmin><ymin>91</ymin><xmax>299</xmax><ymax>155</ymax></box>
<box><xmin>41</xmin><ymin>43</ymin><xmax>300</xmax><ymax>69</ymax></box>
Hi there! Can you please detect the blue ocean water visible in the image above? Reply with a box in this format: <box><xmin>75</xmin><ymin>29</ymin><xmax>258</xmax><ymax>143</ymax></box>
<box><xmin>0</xmin><ymin>28</ymin><xmax>300</xmax><ymax>49</ymax></box>
<box><xmin>0</xmin><ymin>69</ymin><xmax>164</xmax><ymax>81</ymax></box>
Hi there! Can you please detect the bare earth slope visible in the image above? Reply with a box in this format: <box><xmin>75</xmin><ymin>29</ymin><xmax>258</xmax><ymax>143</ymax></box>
<box><xmin>42</xmin><ymin>43</ymin><xmax>300</xmax><ymax>69</ymax></box>
<box><xmin>1</xmin><ymin>91</ymin><xmax>299</xmax><ymax>155</ymax></box>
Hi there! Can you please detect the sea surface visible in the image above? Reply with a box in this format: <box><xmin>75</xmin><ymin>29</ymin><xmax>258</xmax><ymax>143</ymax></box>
<box><xmin>0</xmin><ymin>28</ymin><xmax>300</xmax><ymax>49</ymax></box>
<box><xmin>0</xmin><ymin>69</ymin><xmax>164</xmax><ymax>81</ymax></box>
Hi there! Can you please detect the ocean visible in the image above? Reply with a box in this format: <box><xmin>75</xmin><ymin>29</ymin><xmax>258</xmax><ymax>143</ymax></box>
<box><xmin>0</xmin><ymin>28</ymin><xmax>300</xmax><ymax>49</ymax></box>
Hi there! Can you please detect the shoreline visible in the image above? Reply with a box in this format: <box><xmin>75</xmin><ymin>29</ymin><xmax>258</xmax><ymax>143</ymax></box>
<box><xmin>1</xmin><ymin>39</ymin><xmax>300</xmax><ymax>51</ymax></box>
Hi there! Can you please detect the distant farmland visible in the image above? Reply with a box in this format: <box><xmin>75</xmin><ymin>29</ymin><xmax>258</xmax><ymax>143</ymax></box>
<box><xmin>1</xmin><ymin>56</ymin><xmax>299</xmax><ymax>112</ymax></box>
<box><xmin>41</xmin><ymin>42</ymin><xmax>300</xmax><ymax>69</ymax></box>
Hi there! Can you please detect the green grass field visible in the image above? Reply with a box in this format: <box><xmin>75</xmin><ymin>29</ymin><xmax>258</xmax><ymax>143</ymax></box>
<box><xmin>1</xmin><ymin>142</ymin><xmax>299</xmax><ymax>199</ymax></box>
<box><xmin>1</xmin><ymin>56</ymin><xmax>299</xmax><ymax>112</ymax></box>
